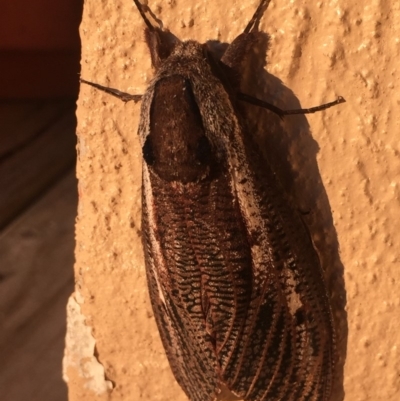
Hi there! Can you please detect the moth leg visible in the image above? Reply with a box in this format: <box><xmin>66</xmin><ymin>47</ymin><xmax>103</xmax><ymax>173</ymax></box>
<box><xmin>133</xmin><ymin>0</ymin><xmax>166</xmax><ymax>31</ymax></box>
<box><xmin>133</xmin><ymin>0</ymin><xmax>178</xmax><ymax>69</ymax></box>
<box><xmin>220</xmin><ymin>0</ymin><xmax>271</xmax><ymax>81</ymax></box>
<box><xmin>238</xmin><ymin>92</ymin><xmax>346</xmax><ymax>117</ymax></box>
<box><xmin>244</xmin><ymin>0</ymin><xmax>272</xmax><ymax>34</ymax></box>
<box><xmin>80</xmin><ymin>79</ymin><xmax>142</xmax><ymax>103</ymax></box>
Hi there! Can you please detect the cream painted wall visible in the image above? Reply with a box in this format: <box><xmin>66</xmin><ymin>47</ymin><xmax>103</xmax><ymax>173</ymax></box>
<box><xmin>65</xmin><ymin>1</ymin><xmax>400</xmax><ymax>400</ymax></box>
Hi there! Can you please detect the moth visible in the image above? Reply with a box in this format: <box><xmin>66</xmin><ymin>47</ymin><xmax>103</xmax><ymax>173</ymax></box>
<box><xmin>81</xmin><ymin>0</ymin><xmax>345</xmax><ymax>400</ymax></box>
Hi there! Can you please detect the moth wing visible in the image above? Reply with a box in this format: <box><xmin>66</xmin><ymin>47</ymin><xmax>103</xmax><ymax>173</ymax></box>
<box><xmin>141</xmin><ymin>191</ymin><xmax>220</xmax><ymax>401</ymax></box>
<box><xmin>216</xmin><ymin>142</ymin><xmax>335</xmax><ymax>401</ymax></box>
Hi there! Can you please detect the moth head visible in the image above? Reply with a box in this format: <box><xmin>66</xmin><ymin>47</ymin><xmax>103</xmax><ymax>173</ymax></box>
<box><xmin>144</xmin><ymin>27</ymin><xmax>179</xmax><ymax>70</ymax></box>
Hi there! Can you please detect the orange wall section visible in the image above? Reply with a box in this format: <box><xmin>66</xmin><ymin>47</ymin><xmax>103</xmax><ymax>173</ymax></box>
<box><xmin>67</xmin><ymin>1</ymin><xmax>400</xmax><ymax>401</ymax></box>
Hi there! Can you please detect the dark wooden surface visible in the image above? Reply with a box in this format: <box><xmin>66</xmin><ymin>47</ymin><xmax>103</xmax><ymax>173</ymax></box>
<box><xmin>0</xmin><ymin>99</ymin><xmax>77</xmax><ymax>229</ymax></box>
<box><xmin>0</xmin><ymin>101</ymin><xmax>77</xmax><ymax>401</ymax></box>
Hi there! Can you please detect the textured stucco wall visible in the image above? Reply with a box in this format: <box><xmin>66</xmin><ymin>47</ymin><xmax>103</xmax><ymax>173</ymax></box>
<box><xmin>65</xmin><ymin>1</ymin><xmax>400</xmax><ymax>400</ymax></box>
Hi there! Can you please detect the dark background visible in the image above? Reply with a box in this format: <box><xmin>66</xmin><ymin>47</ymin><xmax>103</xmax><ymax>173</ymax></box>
<box><xmin>0</xmin><ymin>0</ymin><xmax>83</xmax><ymax>98</ymax></box>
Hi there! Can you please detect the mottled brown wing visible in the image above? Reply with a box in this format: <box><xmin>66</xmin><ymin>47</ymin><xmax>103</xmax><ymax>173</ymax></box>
<box><xmin>216</xmin><ymin>138</ymin><xmax>335</xmax><ymax>401</ymax></box>
<box><xmin>141</xmin><ymin>144</ymin><xmax>262</xmax><ymax>401</ymax></box>
<box><xmin>141</xmin><ymin>169</ymin><xmax>220</xmax><ymax>401</ymax></box>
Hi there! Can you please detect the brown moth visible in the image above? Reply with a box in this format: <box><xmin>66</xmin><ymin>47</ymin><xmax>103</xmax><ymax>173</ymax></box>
<box><xmin>81</xmin><ymin>0</ymin><xmax>345</xmax><ymax>400</ymax></box>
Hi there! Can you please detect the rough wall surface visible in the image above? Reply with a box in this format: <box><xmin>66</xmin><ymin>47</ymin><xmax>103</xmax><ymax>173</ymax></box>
<box><xmin>66</xmin><ymin>0</ymin><xmax>400</xmax><ymax>400</ymax></box>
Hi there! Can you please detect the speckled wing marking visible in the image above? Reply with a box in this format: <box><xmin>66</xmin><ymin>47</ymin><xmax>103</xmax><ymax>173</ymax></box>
<box><xmin>141</xmin><ymin>161</ymin><xmax>220</xmax><ymax>401</ymax></box>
